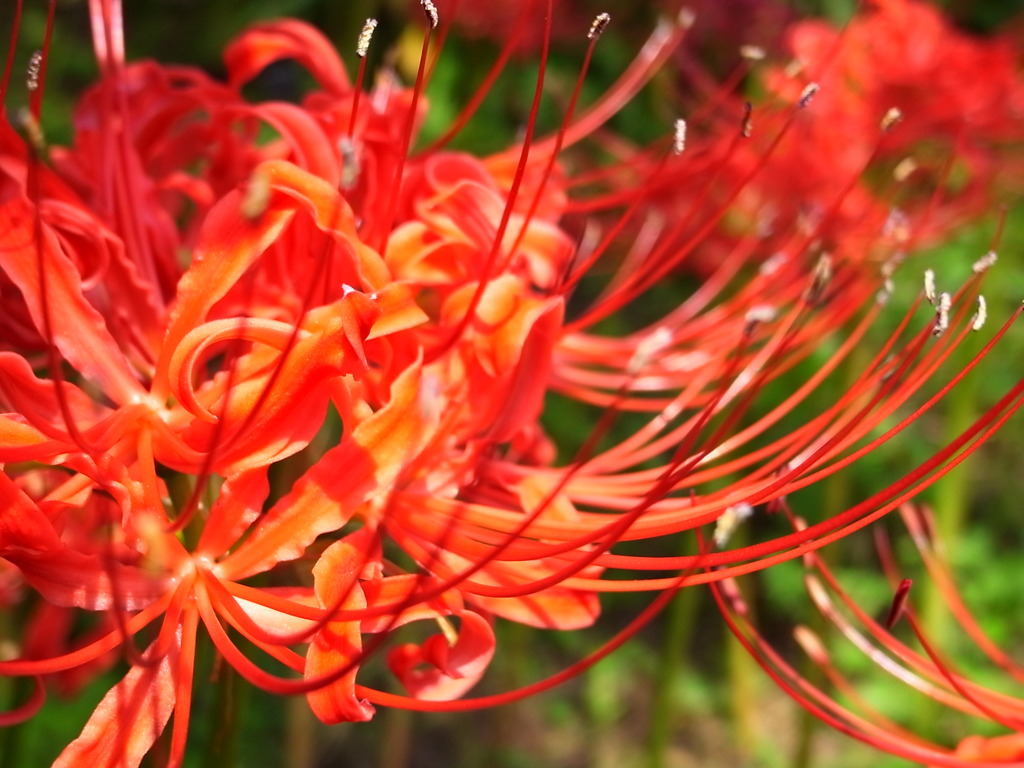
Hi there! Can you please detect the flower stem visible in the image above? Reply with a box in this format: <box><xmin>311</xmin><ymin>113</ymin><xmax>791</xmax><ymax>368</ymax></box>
<box><xmin>917</xmin><ymin>361</ymin><xmax>976</xmax><ymax>733</ymax></box>
<box><xmin>202</xmin><ymin>653</ymin><xmax>247</xmax><ymax>768</ymax></box>
<box><xmin>646</xmin><ymin>543</ymin><xmax>700</xmax><ymax>768</ymax></box>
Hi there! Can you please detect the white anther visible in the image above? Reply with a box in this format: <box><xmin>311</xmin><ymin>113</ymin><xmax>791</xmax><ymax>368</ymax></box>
<box><xmin>421</xmin><ymin>0</ymin><xmax>439</xmax><ymax>28</ymax></box>
<box><xmin>673</xmin><ymin>119</ymin><xmax>686</xmax><ymax>155</ymax></box>
<box><xmin>745</xmin><ymin>305</ymin><xmax>777</xmax><ymax>325</ymax></box>
<box><xmin>26</xmin><ymin>50</ymin><xmax>43</xmax><ymax>92</ymax></box>
<box><xmin>739</xmin><ymin>45</ymin><xmax>766</xmax><ymax>61</ymax></box>
<box><xmin>759</xmin><ymin>252</ymin><xmax>787</xmax><ymax>276</ymax></box>
<box><xmin>893</xmin><ymin>157</ymin><xmax>918</xmax><ymax>182</ymax></box>
<box><xmin>714</xmin><ymin>503</ymin><xmax>753</xmax><ymax>548</ymax></box>
<box><xmin>588</xmin><ymin>13</ymin><xmax>611</xmax><ymax>40</ymax></box>
<box><xmin>629</xmin><ymin>327</ymin><xmax>673</xmax><ymax>374</ymax></box>
<box><xmin>932</xmin><ymin>292</ymin><xmax>951</xmax><ymax>337</ymax></box>
<box><xmin>357</xmin><ymin>19</ymin><xmax>378</xmax><ymax>58</ymax></box>
<box><xmin>972</xmin><ymin>250</ymin><xmax>998</xmax><ymax>274</ymax></box>
<box><xmin>923</xmin><ymin>269</ymin><xmax>937</xmax><ymax>305</ymax></box>
<box><xmin>798</xmin><ymin>82</ymin><xmax>820</xmax><ymax>108</ymax></box>
<box><xmin>741</xmin><ymin>102</ymin><xmax>753</xmax><ymax>138</ymax></box>
<box><xmin>881</xmin><ymin>107</ymin><xmax>902</xmax><ymax>132</ymax></box>
<box><xmin>876</xmin><ymin>278</ymin><xmax>894</xmax><ymax>305</ymax></box>
<box><xmin>972</xmin><ymin>295</ymin><xmax>987</xmax><ymax>331</ymax></box>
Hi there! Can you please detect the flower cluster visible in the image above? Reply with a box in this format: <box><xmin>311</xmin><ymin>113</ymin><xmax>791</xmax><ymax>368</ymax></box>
<box><xmin>0</xmin><ymin>0</ymin><xmax>1020</xmax><ymax>765</ymax></box>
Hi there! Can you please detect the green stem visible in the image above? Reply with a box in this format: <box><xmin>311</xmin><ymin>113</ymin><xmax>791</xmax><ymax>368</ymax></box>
<box><xmin>0</xmin><ymin>676</ymin><xmax>31</xmax><ymax>767</ymax></box>
<box><xmin>727</xmin><ymin>621</ymin><xmax>760</xmax><ymax>761</ymax></box>
<box><xmin>202</xmin><ymin>655</ymin><xmax>247</xmax><ymax>768</ymax></box>
<box><xmin>379</xmin><ymin>707</ymin><xmax>414</xmax><ymax>768</ymax></box>
<box><xmin>916</xmin><ymin>361</ymin><xmax>976</xmax><ymax>733</ymax></box>
<box><xmin>285</xmin><ymin>694</ymin><xmax>316</xmax><ymax>768</ymax></box>
<box><xmin>646</xmin><ymin>558</ymin><xmax>700</xmax><ymax>768</ymax></box>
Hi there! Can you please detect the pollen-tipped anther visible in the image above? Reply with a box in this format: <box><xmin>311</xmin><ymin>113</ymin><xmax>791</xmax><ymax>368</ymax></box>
<box><xmin>932</xmin><ymin>292</ymin><xmax>951</xmax><ymax>337</ymax></box>
<box><xmin>26</xmin><ymin>50</ymin><xmax>43</xmax><ymax>92</ymax></box>
<box><xmin>876</xmin><ymin>278</ymin><xmax>894</xmax><ymax>305</ymax></box>
<box><xmin>883</xmin><ymin>208</ymin><xmax>910</xmax><ymax>243</ymax></box>
<box><xmin>673</xmin><ymin>119</ymin><xmax>686</xmax><ymax>155</ymax></box>
<box><xmin>794</xmin><ymin>626</ymin><xmax>830</xmax><ymax>665</ymax></box>
<box><xmin>739</xmin><ymin>45</ymin><xmax>766</xmax><ymax>61</ymax></box>
<box><xmin>972</xmin><ymin>250</ymin><xmax>998</xmax><ymax>273</ymax></box>
<box><xmin>421</xmin><ymin>0</ymin><xmax>439</xmax><ymax>29</ymax></box>
<box><xmin>588</xmin><ymin>13</ymin><xmax>611</xmax><ymax>41</ymax></box>
<box><xmin>923</xmin><ymin>269</ymin><xmax>937</xmax><ymax>305</ymax></box>
<box><xmin>241</xmin><ymin>167</ymin><xmax>272</xmax><ymax>220</ymax></box>
<box><xmin>893</xmin><ymin>157</ymin><xmax>918</xmax><ymax>182</ymax></box>
<box><xmin>356</xmin><ymin>19</ymin><xmax>378</xmax><ymax>58</ymax></box>
<box><xmin>714</xmin><ymin>503</ymin><xmax>753</xmax><ymax>548</ymax></box>
<box><xmin>628</xmin><ymin>327</ymin><xmax>672</xmax><ymax>374</ymax></box>
<box><xmin>744</xmin><ymin>305</ymin><xmax>777</xmax><ymax>331</ymax></box>
<box><xmin>972</xmin><ymin>295</ymin><xmax>987</xmax><ymax>331</ymax></box>
<box><xmin>880</xmin><ymin>106</ymin><xmax>902</xmax><ymax>132</ymax></box>
<box><xmin>805</xmin><ymin>253</ymin><xmax>832</xmax><ymax>304</ymax></box>
<box><xmin>741</xmin><ymin>101</ymin><xmax>753</xmax><ymax>138</ymax></box>
<box><xmin>338</xmin><ymin>136</ymin><xmax>361</xmax><ymax>190</ymax></box>
<box><xmin>13</xmin><ymin>108</ymin><xmax>45</xmax><ymax>154</ymax></box>
<box><xmin>798</xmin><ymin>82</ymin><xmax>819</xmax><ymax>108</ymax></box>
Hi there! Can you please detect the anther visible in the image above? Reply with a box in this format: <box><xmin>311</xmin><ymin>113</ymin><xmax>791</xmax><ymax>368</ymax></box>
<box><xmin>628</xmin><ymin>327</ymin><xmax>672</xmax><ymax>374</ymax></box>
<box><xmin>893</xmin><ymin>157</ymin><xmax>918</xmax><ymax>182</ymax></box>
<box><xmin>744</xmin><ymin>305</ymin><xmax>776</xmax><ymax>326</ymax></box>
<box><xmin>338</xmin><ymin>136</ymin><xmax>361</xmax><ymax>190</ymax></box>
<box><xmin>759</xmin><ymin>252</ymin><xmax>786</xmax><ymax>275</ymax></box>
<box><xmin>876</xmin><ymin>278</ymin><xmax>894</xmax><ymax>305</ymax></box>
<box><xmin>881</xmin><ymin>106</ymin><xmax>902</xmax><ymax>132</ymax></box>
<box><xmin>588</xmin><ymin>13</ymin><xmax>611</xmax><ymax>41</ymax></box>
<box><xmin>923</xmin><ymin>269</ymin><xmax>936</xmax><ymax>305</ymax></box>
<box><xmin>883</xmin><ymin>208</ymin><xmax>910</xmax><ymax>243</ymax></box>
<box><xmin>972</xmin><ymin>250</ymin><xmax>998</xmax><ymax>273</ymax></box>
<box><xmin>356</xmin><ymin>19</ymin><xmax>378</xmax><ymax>58</ymax></box>
<box><xmin>739</xmin><ymin>45</ymin><xmax>766</xmax><ymax>61</ymax></box>
<box><xmin>672</xmin><ymin>119</ymin><xmax>686</xmax><ymax>155</ymax></box>
<box><xmin>741</xmin><ymin>101</ymin><xmax>753</xmax><ymax>138</ymax></box>
<box><xmin>881</xmin><ymin>253</ymin><xmax>904</xmax><ymax>279</ymax></box>
<box><xmin>798</xmin><ymin>82</ymin><xmax>819</xmax><ymax>108</ymax></box>
<box><xmin>932</xmin><ymin>292</ymin><xmax>951</xmax><ymax>337</ymax></box>
<box><xmin>241</xmin><ymin>167</ymin><xmax>272</xmax><ymax>220</ymax></box>
<box><xmin>714</xmin><ymin>502</ymin><xmax>753</xmax><ymax>548</ymax></box>
<box><xmin>13</xmin><ymin>108</ymin><xmax>45</xmax><ymax>154</ymax></box>
<box><xmin>885</xmin><ymin>578</ymin><xmax>913</xmax><ymax>629</ymax></box>
<box><xmin>421</xmin><ymin>0</ymin><xmax>439</xmax><ymax>29</ymax></box>
<box><xmin>794</xmin><ymin>626</ymin><xmax>830</xmax><ymax>665</ymax></box>
<box><xmin>972</xmin><ymin>295</ymin><xmax>987</xmax><ymax>331</ymax></box>
<box><xmin>805</xmin><ymin>253</ymin><xmax>832</xmax><ymax>304</ymax></box>
<box><xmin>26</xmin><ymin>50</ymin><xmax>43</xmax><ymax>92</ymax></box>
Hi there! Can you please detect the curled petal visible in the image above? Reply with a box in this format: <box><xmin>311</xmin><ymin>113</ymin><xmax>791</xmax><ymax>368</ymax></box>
<box><xmin>224</xmin><ymin>19</ymin><xmax>351</xmax><ymax>95</ymax></box>
<box><xmin>156</xmin><ymin>160</ymin><xmax>386</xmax><ymax>397</ymax></box>
<box><xmin>305</xmin><ymin>533</ymin><xmax>376</xmax><ymax>724</ymax></box>
<box><xmin>387</xmin><ymin>611</ymin><xmax>495</xmax><ymax>701</ymax></box>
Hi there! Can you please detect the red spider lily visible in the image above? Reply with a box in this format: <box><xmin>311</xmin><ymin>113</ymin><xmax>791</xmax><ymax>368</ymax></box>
<box><xmin>0</xmin><ymin>0</ymin><xmax>1022</xmax><ymax>766</ymax></box>
<box><xmin>598</xmin><ymin>0</ymin><xmax>1024</xmax><ymax>278</ymax></box>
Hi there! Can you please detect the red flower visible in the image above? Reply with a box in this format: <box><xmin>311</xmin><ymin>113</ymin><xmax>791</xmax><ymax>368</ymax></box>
<box><xmin>0</xmin><ymin>1</ymin><xmax>1020</xmax><ymax>766</ymax></box>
